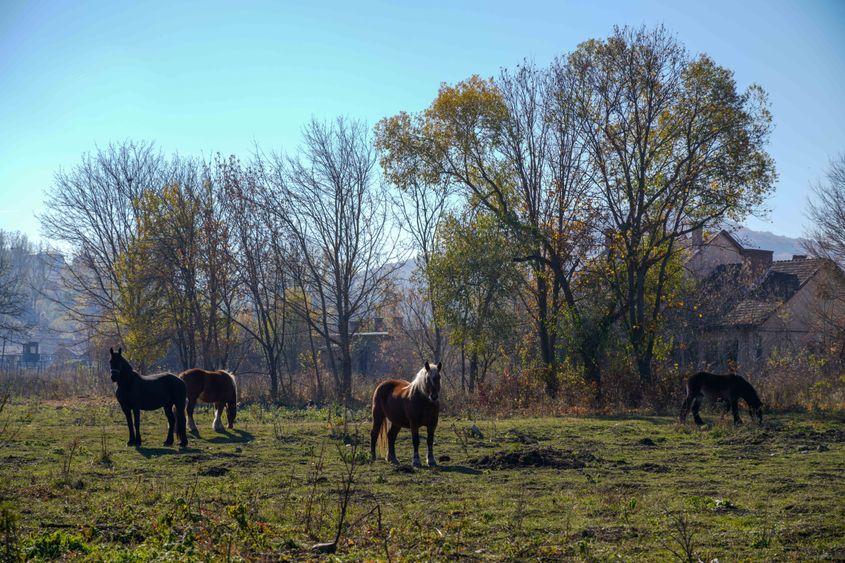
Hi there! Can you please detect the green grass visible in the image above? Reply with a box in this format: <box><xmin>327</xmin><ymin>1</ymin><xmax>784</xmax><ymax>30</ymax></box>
<box><xmin>1</xmin><ymin>399</ymin><xmax>843</xmax><ymax>561</ymax></box>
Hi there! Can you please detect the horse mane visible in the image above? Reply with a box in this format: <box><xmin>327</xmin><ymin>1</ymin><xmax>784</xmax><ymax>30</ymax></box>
<box><xmin>220</xmin><ymin>370</ymin><xmax>238</xmax><ymax>396</ymax></box>
<box><xmin>407</xmin><ymin>367</ymin><xmax>430</xmax><ymax>397</ymax></box>
<box><xmin>736</xmin><ymin>376</ymin><xmax>762</xmax><ymax>407</ymax></box>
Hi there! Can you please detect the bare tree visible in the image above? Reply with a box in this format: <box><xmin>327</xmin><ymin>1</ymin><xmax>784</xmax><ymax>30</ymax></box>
<box><xmin>0</xmin><ymin>231</ymin><xmax>29</xmax><ymax>342</ymax></box>
<box><xmin>388</xmin><ymin>177</ymin><xmax>450</xmax><ymax>364</ymax></box>
<box><xmin>140</xmin><ymin>158</ymin><xmax>240</xmax><ymax>370</ymax></box>
<box><xmin>804</xmin><ymin>154</ymin><xmax>845</xmax><ymax>266</ymax></box>
<box><xmin>218</xmin><ymin>155</ymin><xmax>303</xmax><ymax>401</ymax></box>
<box><xmin>269</xmin><ymin>118</ymin><xmax>401</xmax><ymax>404</ymax></box>
<box><xmin>39</xmin><ymin>141</ymin><xmax>165</xmax><ymax>362</ymax></box>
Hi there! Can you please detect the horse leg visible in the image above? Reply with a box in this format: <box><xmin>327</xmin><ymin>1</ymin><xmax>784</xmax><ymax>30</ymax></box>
<box><xmin>226</xmin><ymin>401</ymin><xmax>236</xmax><ymax>429</ymax></box>
<box><xmin>212</xmin><ymin>402</ymin><xmax>225</xmax><ymax>432</ymax></box>
<box><xmin>679</xmin><ymin>396</ymin><xmax>692</xmax><ymax>423</ymax></box>
<box><xmin>719</xmin><ymin>399</ymin><xmax>731</xmax><ymax>421</ymax></box>
<box><xmin>163</xmin><ymin>405</ymin><xmax>175</xmax><ymax>446</ymax></box>
<box><xmin>133</xmin><ymin>409</ymin><xmax>142</xmax><ymax>446</ymax></box>
<box><xmin>731</xmin><ymin>398</ymin><xmax>742</xmax><ymax>425</ymax></box>
<box><xmin>176</xmin><ymin>400</ymin><xmax>188</xmax><ymax>448</ymax></box>
<box><xmin>426</xmin><ymin>424</ymin><xmax>437</xmax><ymax>467</ymax></box>
<box><xmin>691</xmin><ymin>396</ymin><xmax>705</xmax><ymax>426</ymax></box>
<box><xmin>122</xmin><ymin>406</ymin><xmax>135</xmax><ymax>446</ymax></box>
<box><xmin>370</xmin><ymin>407</ymin><xmax>384</xmax><ymax>461</ymax></box>
<box><xmin>410</xmin><ymin>425</ymin><xmax>422</xmax><ymax>468</ymax></box>
<box><xmin>386</xmin><ymin>424</ymin><xmax>400</xmax><ymax>464</ymax></box>
<box><xmin>187</xmin><ymin>395</ymin><xmax>199</xmax><ymax>434</ymax></box>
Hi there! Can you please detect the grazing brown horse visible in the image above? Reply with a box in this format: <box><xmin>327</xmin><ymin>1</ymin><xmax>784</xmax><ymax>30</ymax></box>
<box><xmin>180</xmin><ymin>368</ymin><xmax>238</xmax><ymax>433</ymax></box>
<box><xmin>370</xmin><ymin>362</ymin><xmax>441</xmax><ymax>467</ymax></box>
<box><xmin>680</xmin><ymin>371</ymin><xmax>763</xmax><ymax>426</ymax></box>
<box><xmin>109</xmin><ymin>348</ymin><xmax>188</xmax><ymax>447</ymax></box>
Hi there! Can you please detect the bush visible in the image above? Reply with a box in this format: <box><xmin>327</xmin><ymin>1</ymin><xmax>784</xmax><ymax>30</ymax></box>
<box><xmin>25</xmin><ymin>530</ymin><xmax>90</xmax><ymax>560</ymax></box>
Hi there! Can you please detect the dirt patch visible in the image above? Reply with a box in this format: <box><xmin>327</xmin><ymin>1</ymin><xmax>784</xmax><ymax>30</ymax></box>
<box><xmin>469</xmin><ymin>446</ymin><xmax>597</xmax><ymax>470</ymax></box>
<box><xmin>392</xmin><ymin>464</ymin><xmax>415</xmax><ymax>474</ymax></box>
<box><xmin>716</xmin><ymin>431</ymin><xmax>771</xmax><ymax>446</ymax></box>
<box><xmin>502</xmin><ymin>429</ymin><xmax>540</xmax><ymax>444</ymax></box>
<box><xmin>637</xmin><ymin>437</ymin><xmax>657</xmax><ymax>447</ymax></box>
<box><xmin>576</xmin><ymin>526</ymin><xmax>629</xmax><ymax>542</ymax></box>
<box><xmin>199</xmin><ymin>466</ymin><xmax>229</xmax><ymax>477</ymax></box>
<box><xmin>791</xmin><ymin>429</ymin><xmax>845</xmax><ymax>444</ymax></box>
<box><xmin>625</xmin><ymin>462</ymin><xmax>670</xmax><ymax>473</ymax></box>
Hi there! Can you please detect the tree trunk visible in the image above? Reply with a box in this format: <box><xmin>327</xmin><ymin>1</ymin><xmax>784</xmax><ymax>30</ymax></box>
<box><xmin>468</xmin><ymin>351</ymin><xmax>478</xmax><ymax>392</ymax></box>
<box><xmin>535</xmin><ymin>274</ymin><xmax>558</xmax><ymax>398</ymax></box>
<box><xmin>268</xmin><ymin>363</ymin><xmax>280</xmax><ymax>402</ymax></box>
<box><xmin>582</xmin><ymin>348</ymin><xmax>603</xmax><ymax>407</ymax></box>
<box><xmin>460</xmin><ymin>344</ymin><xmax>466</xmax><ymax>392</ymax></box>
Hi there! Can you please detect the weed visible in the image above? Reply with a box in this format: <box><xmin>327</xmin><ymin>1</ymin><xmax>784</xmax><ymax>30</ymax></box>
<box><xmin>659</xmin><ymin>507</ymin><xmax>699</xmax><ymax>562</ymax></box>
<box><xmin>450</xmin><ymin>422</ymin><xmax>470</xmax><ymax>457</ymax></box>
<box><xmin>57</xmin><ymin>437</ymin><xmax>82</xmax><ymax>487</ymax></box>
<box><xmin>25</xmin><ymin>530</ymin><xmax>90</xmax><ymax>560</ymax></box>
<box><xmin>311</xmin><ymin>427</ymin><xmax>364</xmax><ymax>553</ymax></box>
<box><xmin>0</xmin><ymin>504</ymin><xmax>21</xmax><ymax>562</ymax></box>
<box><xmin>96</xmin><ymin>425</ymin><xmax>112</xmax><ymax>466</ymax></box>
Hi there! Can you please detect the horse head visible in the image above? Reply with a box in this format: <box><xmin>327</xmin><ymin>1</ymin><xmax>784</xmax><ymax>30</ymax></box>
<box><xmin>423</xmin><ymin>361</ymin><xmax>443</xmax><ymax>403</ymax></box>
<box><xmin>109</xmin><ymin>347</ymin><xmax>132</xmax><ymax>383</ymax></box>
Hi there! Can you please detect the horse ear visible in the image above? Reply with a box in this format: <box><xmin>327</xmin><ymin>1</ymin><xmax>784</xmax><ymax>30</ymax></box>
<box><xmin>425</xmin><ymin>361</ymin><xmax>431</xmax><ymax>371</ymax></box>
<box><xmin>109</xmin><ymin>347</ymin><xmax>114</xmax><ymax>355</ymax></box>
<box><xmin>437</xmin><ymin>362</ymin><xmax>442</xmax><ymax>371</ymax></box>
<box><xmin>118</xmin><ymin>347</ymin><xmax>122</xmax><ymax>355</ymax></box>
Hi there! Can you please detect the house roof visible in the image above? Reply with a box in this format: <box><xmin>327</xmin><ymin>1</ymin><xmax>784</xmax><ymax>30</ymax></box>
<box><xmin>722</xmin><ymin>299</ymin><xmax>782</xmax><ymax>327</ymax></box>
<box><xmin>767</xmin><ymin>258</ymin><xmax>824</xmax><ymax>287</ymax></box>
<box><xmin>716</xmin><ymin>258</ymin><xmax>835</xmax><ymax>327</ymax></box>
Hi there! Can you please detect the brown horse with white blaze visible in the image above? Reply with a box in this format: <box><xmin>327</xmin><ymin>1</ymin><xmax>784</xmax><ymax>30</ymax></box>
<box><xmin>179</xmin><ymin>368</ymin><xmax>238</xmax><ymax>433</ymax></box>
<box><xmin>371</xmin><ymin>362</ymin><xmax>441</xmax><ymax>467</ymax></box>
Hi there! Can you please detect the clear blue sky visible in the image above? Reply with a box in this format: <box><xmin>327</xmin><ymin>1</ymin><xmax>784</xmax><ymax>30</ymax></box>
<box><xmin>1</xmin><ymin>0</ymin><xmax>843</xmax><ymax>240</ymax></box>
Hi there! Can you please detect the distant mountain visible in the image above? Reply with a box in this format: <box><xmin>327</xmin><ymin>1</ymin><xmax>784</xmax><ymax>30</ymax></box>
<box><xmin>727</xmin><ymin>226</ymin><xmax>810</xmax><ymax>261</ymax></box>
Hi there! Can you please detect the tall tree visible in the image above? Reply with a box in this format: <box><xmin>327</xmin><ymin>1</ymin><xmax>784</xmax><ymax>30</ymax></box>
<box><xmin>0</xmin><ymin>231</ymin><xmax>30</xmax><ymax>343</ymax></box>
<box><xmin>139</xmin><ymin>164</ymin><xmax>240</xmax><ymax>370</ymax></box>
<box><xmin>376</xmin><ymin>64</ymin><xmax>599</xmax><ymax>398</ymax></box>
<box><xmin>268</xmin><ymin>118</ymin><xmax>400</xmax><ymax>404</ymax></box>
<box><xmin>218</xmin><ymin>156</ymin><xmax>299</xmax><ymax>401</ymax></box>
<box><xmin>566</xmin><ymin>26</ymin><xmax>776</xmax><ymax>384</ymax></box>
<box><xmin>428</xmin><ymin>212</ymin><xmax>520</xmax><ymax>391</ymax></box>
<box><xmin>804</xmin><ymin>154</ymin><xmax>845</xmax><ymax>266</ymax></box>
<box><xmin>385</xmin><ymin>172</ymin><xmax>450</xmax><ymax>364</ymax></box>
<box><xmin>40</xmin><ymin>141</ymin><xmax>166</xmax><ymax>363</ymax></box>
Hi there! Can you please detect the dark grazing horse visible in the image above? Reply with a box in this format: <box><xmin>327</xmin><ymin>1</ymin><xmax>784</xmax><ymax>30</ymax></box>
<box><xmin>109</xmin><ymin>348</ymin><xmax>188</xmax><ymax>447</ymax></box>
<box><xmin>179</xmin><ymin>368</ymin><xmax>238</xmax><ymax>433</ymax></box>
<box><xmin>680</xmin><ymin>371</ymin><xmax>763</xmax><ymax>426</ymax></box>
<box><xmin>370</xmin><ymin>362</ymin><xmax>441</xmax><ymax>467</ymax></box>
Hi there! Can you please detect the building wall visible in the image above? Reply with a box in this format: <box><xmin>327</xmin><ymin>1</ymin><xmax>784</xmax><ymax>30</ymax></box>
<box><xmin>695</xmin><ymin>265</ymin><xmax>845</xmax><ymax>374</ymax></box>
<box><xmin>686</xmin><ymin>233</ymin><xmax>745</xmax><ymax>277</ymax></box>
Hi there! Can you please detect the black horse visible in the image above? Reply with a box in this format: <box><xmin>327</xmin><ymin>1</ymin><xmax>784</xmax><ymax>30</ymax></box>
<box><xmin>109</xmin><ymin>348</ymin><xmax>188</xmax><ymax>447</ymax></box>
<box><xmin>680</xmin><ymin>371</ymin><xmax>763</xmax><ymax>426</ymax></box>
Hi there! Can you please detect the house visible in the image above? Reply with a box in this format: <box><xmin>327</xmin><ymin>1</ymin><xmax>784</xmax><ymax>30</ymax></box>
<box><xmin>682</xmin><ymin>229</ymin><xmax>845</xmax><ymax>372</ymax></box>
<box><xmin>685</xmin><ymin>229</ymin><xmax>774</xmax><ymax>278</ymax></box>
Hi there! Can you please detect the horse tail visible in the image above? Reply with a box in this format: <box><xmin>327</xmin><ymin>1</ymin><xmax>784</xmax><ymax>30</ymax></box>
<box><xmin>173</xmin><ymin>375</ymin><xmax>188</xmax><ymax>444</ymax></box>
<box><xmin>371</xmin><ymin>383</ymin><xmax>390</xmax><ymax>457</ymax></box>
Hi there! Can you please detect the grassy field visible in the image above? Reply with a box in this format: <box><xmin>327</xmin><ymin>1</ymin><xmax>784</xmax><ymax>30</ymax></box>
<box><xmin>0</xmin><ymin>399</ymin><xmax>843</xmax><ymax>561</ymax></box>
